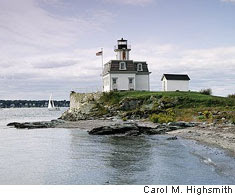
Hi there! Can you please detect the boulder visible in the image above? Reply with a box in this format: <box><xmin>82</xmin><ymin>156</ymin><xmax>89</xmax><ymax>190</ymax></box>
<box><xmin>88</xmin><ymin>123</ymin><xmax>139</xmax><ymax>135</ymax></box>
<box><xmin>89</xmin><ymin>122</ymin><xmax>170</xmax><ymax>136</ymax></box>
<box><xmin>7</xmin><ymin>122</ymin><xmax>21</xmax><ymax>127</ymax></box>
<box><xmin>142</xmin><ymin>128</ymin><xmax>167</xmax><ymax>135</ymax></box>
<box><xmin>166</xmin><ymin>136</ymin><xmax>178</xmax><ymax>140</ymax></box>
<box><xmin>7</xmin><ymin>120</ymin><xmax>65</xmax><ymax>129</ymax></box>
<box><xmin>125</xmin><ymin>130</ymin><xmax>141</xmax><ymax>136</ymax></box>
<box><xmin>168</xmin><ymin>121</ymin><xmax>197</xmax><ymax>128</ymax></box>
<box><xmin>119</xmin><ymin>99</ymin><xmax>142</xmax><ymax>111</ymax></box>
<box><xmin>167</xmin><ymin>126</ymin><xmax>180</xmax><ymax>131</ymax></box>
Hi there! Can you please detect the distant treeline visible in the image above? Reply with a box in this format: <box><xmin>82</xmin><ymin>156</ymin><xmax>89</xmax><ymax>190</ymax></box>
<box><xmin>0</xmin><ymin>100</ymin><xmax>70</xmax><ymax>108</ymax></box>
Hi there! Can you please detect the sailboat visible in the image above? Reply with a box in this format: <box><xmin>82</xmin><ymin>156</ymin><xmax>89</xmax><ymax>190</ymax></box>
<box><xmin>48</xmin><ymin>94</ymin><xmax>60</xmax><ymax>111</ymax></box>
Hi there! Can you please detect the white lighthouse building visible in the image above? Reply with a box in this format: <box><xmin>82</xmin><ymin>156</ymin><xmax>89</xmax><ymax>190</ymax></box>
<box><xmin>102</xmin><ymin>38</ymin><xmax>151</xmax><ymax>92</ymax></box>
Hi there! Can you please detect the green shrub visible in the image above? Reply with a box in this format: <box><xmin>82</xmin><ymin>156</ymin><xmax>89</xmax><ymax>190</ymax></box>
<box><xmin>200</xmin><ymin>88</ymin><xmax>212</xmax><ymax>95</ymax></box>
<box><xmin>149</xmin><ymin>113</ymin><xmax>174</xmax><ymax>124</ymax></box>
<box><xmin>228</xmin><ymin>94</ymin><xmax>235</xmax><ymax>99</ymax></box>
<box><xmin>203</xmin><ymin>110</ymin><xmax>213</xmax><ymax>119</ymax></box>
<box><xmin>122</xmin><ymin>117</ymin><xmax>127</xmax><ymax>121</ymax></box>
<box><xmin>229</xmin><ymin>114</ymin><xmax>235</xmax><ymax>124</ymax></box>
<box><xmin>166</xmin><ymin>108</ymin><xmax>175</xmax><ymax>116</ymax></box>
<box><xmin>231</xmin><ymin>119</ymin><xmax>235</xmax><ymax>125</ymax></box>
<box><xmin>198</xmin><ymin>115</ymin><xmax>206</xmax><ymax>120</ymax></box>
<box><xmin>230</xmin><ymin>118</ymin><xmax>235</xmax><ymax>124</ymax></box>
<box><xmin>149</xmin><ymin>114</ymin><xmax>159</xmax><ymax>123</ymax></box>
<box><xmin>100</xmin><ymin>92</ymin><xmax>121</xmax><ymax>105</ymax></box>
<box><xmin>94</xmin><ymin>103</ymin><xmax>108</xmax><ymax>116</ymax></box>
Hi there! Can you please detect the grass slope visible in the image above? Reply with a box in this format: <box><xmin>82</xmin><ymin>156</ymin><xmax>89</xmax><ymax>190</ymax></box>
<box><xmin>101</xmin><ymin>91</ymin><xmax>235</xmax><ymax>107</ymax></box>
<box><xmin>99</xmin><ymin>91</ymin><xmax>235</xmax><ymax>123</ymax></box>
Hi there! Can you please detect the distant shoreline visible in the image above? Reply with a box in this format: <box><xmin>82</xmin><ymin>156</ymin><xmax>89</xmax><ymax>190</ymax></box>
<box><xmin>0</xmin><ymin>100</ymin><xmax>70</xmax><ymax>108</ymax></box>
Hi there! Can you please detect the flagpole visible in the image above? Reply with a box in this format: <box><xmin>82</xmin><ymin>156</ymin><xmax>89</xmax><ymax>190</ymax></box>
<box><xmin>101</xmin><ymin>48</ymin><xmax>103</xmax><ymax>72</ymax></box>
<box><xmin>101</xmin><ymin>48</ymin><xmax>104</xmax><ymax>92</ymax></box>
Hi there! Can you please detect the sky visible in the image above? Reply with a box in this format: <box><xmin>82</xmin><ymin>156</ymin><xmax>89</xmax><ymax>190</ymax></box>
<box><xmin>0</xmin><ymin>0</ymin><xmax>235</xmax><ymax>100</ymax></box>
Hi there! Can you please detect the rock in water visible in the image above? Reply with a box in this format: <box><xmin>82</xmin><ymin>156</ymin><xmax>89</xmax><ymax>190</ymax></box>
<box><xmin>125</xmin><ymin>130</ymin><xmax>141</xmax><ymax>136</ymax></box>
<box><xmin>141</xmin><ymin>128</ymin><xmax>166</xmax><ymax>135</ymax></box>
<box><xmin>166</xmin><ymin>136</ymin><xmax>178</xmax><ymax>140</ymax></box>
<box><xmin>88</xmin><ymin>123</ymin><xmax>139</xmax><ymax>135</ymax></box>
<box><xmin>88</xmin><ymin>122</ymin><xmax>167</xmax><ymax>135</ymax></box>
<box><xmin>6</xmin><ymin>120</ymin><xmax>65</xmax><ymax>129</ymax></box>
<box><xmin>7</xmin><ymin>122</ymin><xmax>21</xmax><ymax>127</ymax></box>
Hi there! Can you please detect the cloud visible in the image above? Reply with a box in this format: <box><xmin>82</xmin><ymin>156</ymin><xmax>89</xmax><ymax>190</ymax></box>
<box><xmin>221</xmin><ymin>0</ymin><xmax>235</xmax><ymax>3</ymax></box>
<box><xmin>1</xmin><ymin>41</ymin><xmax>235</xmax><ymax>99</ymax></box>
<box><xmin>0</xmin><ymin>0</ymin><xmax>114</xmax><ymax>55</ymax></box>
<box><xmin>0</xmin><ymin>0</ymin><xmax>234</xmax><ymax>99</ymax></box>
<box><xmin>130</xmin><ymin>42</ymin><xmax>235</xmax><ymax>96</ymax></box>
<box><xmin>1</xmin><ymin>37</ymin><xmax>235</xmax><ymax>99</ymax></box>
<box><xmin>0</xmin><ymin>0</ymin><xmax>115</xmax><ymax>99</ymax></box>
<box><xmin>103</xmin><ymin>0</ymin><xmax>153</xmax><ymax>6</ymax></box>
<box><xmin>33</xmin><ymin>59</ymin><xmax>78</xmax><ymax>69</ymax></box>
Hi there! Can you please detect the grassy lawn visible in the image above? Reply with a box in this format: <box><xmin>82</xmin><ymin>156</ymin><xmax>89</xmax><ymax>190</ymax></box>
<box><xmin>100</xmin><ymin>90</ymin><xmax>235</xmax><ymax>108</ymax></box>
<box><xmin>98</xmin><ymin>91</ymin><xmax>235</xmax><ymax>123</ymax></box>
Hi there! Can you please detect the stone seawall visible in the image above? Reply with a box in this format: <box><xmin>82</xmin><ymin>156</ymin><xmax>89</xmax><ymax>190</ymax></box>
<box><xmin>70</xmin><ymin>91</ymin><xmax>102</xmax><ymax>110</ymax></box>
<box><xmin>60</xmin><ymin>91</ymin><xmax>102</xmax><ymax>121</ymax></box>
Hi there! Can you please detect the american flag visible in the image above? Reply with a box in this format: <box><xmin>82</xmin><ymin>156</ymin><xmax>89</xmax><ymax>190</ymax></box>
<box><xmin>96</xmin><ymin>51</ymin><xmax>103</xmax><ymax>56</ymax></box>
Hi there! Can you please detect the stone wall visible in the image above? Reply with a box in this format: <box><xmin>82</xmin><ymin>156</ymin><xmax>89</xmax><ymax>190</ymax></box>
<box><xmin>70</xmin><ymin>91</ymin><xmax>102</xmax><ymax>111</ymax></box>
<box><xmin>60</xmin><ymin>91</ymin><xmax>102</xmax><ymax>121</ymax></box>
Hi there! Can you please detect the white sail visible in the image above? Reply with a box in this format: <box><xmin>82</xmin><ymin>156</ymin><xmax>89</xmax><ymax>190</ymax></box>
<box><xmin>48</xmin><ymin>94</ymin><xmax>53</xmax><ymax>109</ymax></box>
<box><xmin>52</xmin><ymin>99</ymin><xmax>55</xmax><ymax>108</ymax></box>
<box><xmin>48</xmin><ymin>94</ymin><xmax>60</xmax><ymax>111</ymax></box>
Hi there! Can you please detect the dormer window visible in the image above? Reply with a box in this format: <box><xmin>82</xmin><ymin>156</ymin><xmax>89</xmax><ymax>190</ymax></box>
<box><xmin>137</xmin><ymin>63</ymin><xmax>143</xmax><ymax>71</ymax></box>
<box><xmin>119</xmin><ymin>62</ymin><xmax>126</xmax><ymax>70</ymax></box>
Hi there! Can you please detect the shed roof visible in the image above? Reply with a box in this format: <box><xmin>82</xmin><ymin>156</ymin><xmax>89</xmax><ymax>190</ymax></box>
<box><xmin>161</xmin><ymin>74</ymin><xmax>190</xmax><ymax>81</ymax></box>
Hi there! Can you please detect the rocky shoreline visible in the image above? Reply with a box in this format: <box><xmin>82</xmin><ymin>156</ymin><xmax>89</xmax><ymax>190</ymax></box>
<box><xmin>6</xmin><ymin>118</ymin><xmax>235</xmax><ymax>156</ymax></box>
<box><xmin>7</xmin><ymin>119</ymin><xmax>197</xmax><ymax>133</ymax></box>
<box><xmin>168</xmin><ymin>123</ymin><xmax>235</xmax><ymax>156</ymax></box>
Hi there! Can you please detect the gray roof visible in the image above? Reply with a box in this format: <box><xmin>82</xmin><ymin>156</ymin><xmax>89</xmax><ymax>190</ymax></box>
<box><xmin>161</xmin><ymin>74</ymin><xmax>190</xmax><ymax>81</ymax></box>
<box><xmin>103</xmin><ymin>60</ymin><xmax>150</xmax><ymax>75</ymax></box>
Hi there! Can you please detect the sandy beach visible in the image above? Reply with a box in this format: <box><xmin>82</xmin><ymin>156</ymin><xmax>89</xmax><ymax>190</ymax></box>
<box><xmin>168</xmin><ymin>123</ymin><xmax>235</xmax><ymax>156</ymax></box>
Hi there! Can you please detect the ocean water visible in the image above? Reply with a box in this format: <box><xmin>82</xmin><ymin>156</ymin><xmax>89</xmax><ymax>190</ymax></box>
<box><xmin>0</xmin><ymin>108</ymin><xmax>235</xmax><ymax>185</ymax></box>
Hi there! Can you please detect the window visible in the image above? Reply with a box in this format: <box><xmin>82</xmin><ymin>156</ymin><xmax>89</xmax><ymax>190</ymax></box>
<box><xmin>129</xmin><ymin>77</ymin><xmax>134</xmax><ymax>90</ymax></box>
<box><xmin>119</xmin><ymin>62</ymin><xmax>126</xmax><ymax>70</ymax></box>
<box><xmin>112</xmin><ymin>78</ymin><xmax>117</xmax><ymax>84</ymax></box>
<box><xmin>137</xmin><ymin>63</ymin><xmax>143</xmax><ymax>71</ymax></box>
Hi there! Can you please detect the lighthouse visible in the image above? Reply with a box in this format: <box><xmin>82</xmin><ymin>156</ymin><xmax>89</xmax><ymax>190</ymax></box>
<box><xmin>114</xmin><ymin>38</ymin><xmax>131</xmax><ymax>60</ymax></box>
<box><xmin>102</xmin><ymin>38</ymin><xmax>151</xmax><ymax>92</ymax></box>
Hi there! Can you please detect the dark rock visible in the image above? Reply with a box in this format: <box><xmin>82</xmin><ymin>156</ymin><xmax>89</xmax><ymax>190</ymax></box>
<box><xmin>88</xmin><ymin>122</ymin><xmax>175</xmax><ymax>136</ymax></box>
<box><xmin>167</xmin><ymin>126</ymin><xmax>180</xmax><ymax>131</ymax></box>
<box><xmin>88</xmin><ymin>123</ymin><xmax>139</xmax><ymax>135</ymax></box>
<box><xmin>142</xmin><ymin>128</ymin><xmax>166</xmax><ymax>135</ymax></box>
<box><xmin>7</xmin><ymin>122</ymin><xmax>21</xmax><ymax>127</ymax></box>
<box><xmin>119</xmin><ymin>99</ymin><xmax>142</xmax><ymax>111</ymax></box>
<box><xmin>7</xmin><ymin>120</ymin><xmax>65</xmax><ymax>129</ymax></box>
<box><xmin>168</xmin><ymin>121</ymin><xmax>196</xmax><ymax>127</ymax></box>
<box><xmin>167</xmin><ymin>136</ymin><xmax>178</xmax><ymax>140</ymax></box>
<box><xmin>16</xmin><ymin>122</ymin><xmax>50</xmax><ymax>129</ymax></box>
<box><xmin>125</xmin><ymin>130</ymin><xmax>141</xmax><ymax>136</ymax></box>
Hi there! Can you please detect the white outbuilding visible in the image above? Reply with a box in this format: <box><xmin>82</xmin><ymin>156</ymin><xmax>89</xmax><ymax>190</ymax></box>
<box><xmin>102</xmin><ymin>38</ymin><xmax>151</xmax><ymax>92</ymax></box>
<box><xmin>161</xmin><ymin>74</ymin><xmax>190</xmax><ymax>92</ymax></box>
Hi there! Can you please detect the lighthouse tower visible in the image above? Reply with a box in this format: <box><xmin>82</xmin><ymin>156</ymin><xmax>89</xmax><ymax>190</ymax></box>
<box><xmin>102</xmin><ymin>38</ymin><xmax>150</xmax><ymax>92</ymax></box>
<box><xmin>114</xmin><ymin>38</ymin><xmax>131</xmax><ymax>60</ymax></box>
